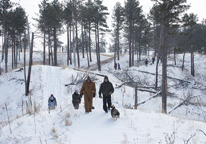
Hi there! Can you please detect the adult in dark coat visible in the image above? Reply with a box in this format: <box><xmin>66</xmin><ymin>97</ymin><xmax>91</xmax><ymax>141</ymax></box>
<box><xmin>72</xmin><ymin>90</ymin><xmax>81</xmax><ymax>109</ymax></box>
<box><xmin>145</xmin><ymin>59</ymin><xmax>148</xmax><ymax>66</ymax></box>
<box><xmin>152</xmin><ymin>57</ymin><xmax>155</xmax><ymax>64</ymax></box>
<box><xmin>80</xmin><ymin>76</ymin><xmax>96</xmax><ymax>113</ymax></box>
<box><xmin>99</xmin><ymin>76</ymin><xmax>114</xmax><ymax>113</ymax></box>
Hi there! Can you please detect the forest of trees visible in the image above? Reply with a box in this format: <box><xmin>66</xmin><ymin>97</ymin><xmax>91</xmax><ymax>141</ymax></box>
<box><xmin>0</xmin><ymin>0</ymin><xmax>206</xmax><ymax>112</ymax></box>
<box><xmin>1</xmin><ymin>0</ymin><xmax>206</xmax><ymax>71</ymax></box>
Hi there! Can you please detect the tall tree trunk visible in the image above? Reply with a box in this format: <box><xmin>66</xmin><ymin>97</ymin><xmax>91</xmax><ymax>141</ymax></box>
<box><xmin>43</xmin><ymin>31</ymin><xmax>46</xmax><ymax>65</ymax></box>
<box><xmin>81</xmin><ymin>23</ymin><xmax>85</xmax><ymax>58</ymax></box>
<box><xmin>11</xmin><ymin>39</ymin><xmax>13</xmax><ymax>69</ymax></box>
<box><xmin>132</xmin><ymin>27</ymin><xmax>134</xmax><ymax>66</ymax></box>
<box><xmin>70</xmin><ymin>26</ymin><xmax>72</xmax><ymax>65</ymax></box>
<box><xmin>95</xmin><ymin>27</ymin><xmax>98</xmax><ymax>69</ymax></box>
<box><xmin>48</xmin><ymin>33</ymin><xmax>51</xmax><ymax>65</ymax></box>
<box><xmin>4</xmin><ymin>33</ymin><xmax>8</xmax><ymax>73</ymax></box>
<box><xmin>89</xmin><ymin>22</ymin><xmax>92</xmax><ymax>62</ymax></box>
<box><xmin>15</xmin><ymin>36</ymin><xmax>18</xmax><ymax>68</ymax></box>
<box><xmin>73</xmin><ymin>22</ymin><xmax>76</xmax><ymax>67</ymax></box>
<box><xmin>138</xmin><ymin>34</ymin><xmax>141</xmax><ymax>61</ymax></box>
<box><xmin>129</xmin><ymin>21</ymin><xmax>132</xmax><ymax>67</ymax></box>
<box><xmin>182</xmin><ymin>40</ymin><xmax>187</xmax><ymax>70</ymax></box>
<box><xmin>85</xmin><ymin>30</ymin><xmax>90</xmax><ymax>67</ymax></box>
<box><xmin>117</xmin><ymin>27</ymin><xmax>120</xmax><ymax>60</ymax></box>
<box><xmin>26</xmin><ymin>32</ymin><xmax>34</xmax><ymax>96</ymax></box>
<box><xmin>20</xmin><ymin>35</ymin><xmax>22</xmax><ymax>52</ymax></box>
<box><xmin>51</xmin><ymin>46</ymin><xmax>53</xmax><ymax>66</ymax></box>
<box><xmin>191</xmin><ymin>45</ymin><xmax>194</xmax><ymax>76</ymax></box>
<box><xmin>24</xmin><ymin>32</ymin><xmax>27</xmax><ymax>95</ymax></box>
<box><xmin>155</xmin><ymin>55</ymin><xmax>159</xmax><ymax>90</ymax></box>
<box><xmin>160</xmin><ymin>23</ymin><xmax>167</xmax><ymax>114</ymax></box>
<box><xmin>114</xmin><ymin>39</ymin><xmax>117</xmax><ymax>63</ymax></box>
<box><xmin>2</xmin><ymin>35</ymin><xmax>4</xmax><ymax>61</ymax></box>
<box><xmin>174</xmin><ymin>49</ymin><xmax>176</xmax><ymax>65</ymax></box>
<box><xmin>97</xmin><ymin>25</ymin><xmax>101</xmax><ymax>71</ymax></box>
<box><xmin>67</xmin><ymin>26</ymin><xmax>70</xmax><ymax>66</ymax></box>
<box><xmin>53</xmin><ymin>27</ymin><xmax>57</xmax><ymax>66</ymax></box>
<box><xmin>153</xmin><ymin>23</ymin><xmax>157</xmax><ymax>57</ymax></box>
<box><xmin>76</xmin><ymin>19</ymin><xmax>80</xmax><ymax>68</ymax></box>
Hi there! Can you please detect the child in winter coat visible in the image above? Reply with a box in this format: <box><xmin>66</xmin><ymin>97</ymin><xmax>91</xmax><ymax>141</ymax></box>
<box><xmin>72</xmin><ymin>90</ymin><xmax>81</xmax><ymax>109</ymax></box>
<box><xmin>48</xmin><ymin>94</ymin><xmax>57</xmax><ymax>110</ymax></box>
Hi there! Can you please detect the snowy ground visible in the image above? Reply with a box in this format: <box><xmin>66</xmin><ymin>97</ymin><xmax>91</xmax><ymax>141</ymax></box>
<box><xmin>0</xmin><ymin>51</ymin><xmax>206</xmax><ymax>143</ymax></box>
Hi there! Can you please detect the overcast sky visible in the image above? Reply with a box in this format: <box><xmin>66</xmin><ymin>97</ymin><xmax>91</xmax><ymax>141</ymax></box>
<box><xmin>12</xmin><ymin>0</ymin><xmax>206</xmax><ymax>48</ymax></box>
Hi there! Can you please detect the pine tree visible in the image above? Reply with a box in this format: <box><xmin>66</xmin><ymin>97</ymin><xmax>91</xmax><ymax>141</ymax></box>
<box><xmin>150</xmin><ymin>0</ymin><xmax>190</xmax><ymax>114</ymax></box>
<box><xmin>112</xmin><ymin>2</ymin><xmax>124</xmax><ymax>63</ymax></box>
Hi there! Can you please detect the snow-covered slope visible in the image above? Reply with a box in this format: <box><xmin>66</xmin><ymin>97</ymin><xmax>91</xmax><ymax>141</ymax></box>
<box><xmin>0</xmin><ymin>52</ymin><xmax>206</xmax><ymax>143</ymax></box>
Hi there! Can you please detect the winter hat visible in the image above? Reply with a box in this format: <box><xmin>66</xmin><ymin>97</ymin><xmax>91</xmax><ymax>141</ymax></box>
<box><xmin>75</xmin><ymin>90</ymin><xmax>78</xmax><ymax>93</ymax></box>
<box><xmin>51</xmin><ymin>94</ymin><xmax>54</xmax><ymax>97</ymax></box>
<box><xmin>104</xmin><ymin>76</ymin><xmax>108</xmax><ymax>80</ymax></box>
<box><xmin>87</xmin><ymin>76</ymin><xmax>91</xmax><ymax>81</ymax></box>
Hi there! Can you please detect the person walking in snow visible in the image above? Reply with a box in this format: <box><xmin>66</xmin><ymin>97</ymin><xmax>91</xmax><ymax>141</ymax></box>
<box><xmin>118</xmin><ymin>63</ymin><xmax>121</xmax><ymax>70</ymax></box>
<box><xmin>80</xmin><ymin>76</ymin><xmax>96</xmax><ymax>113</ymax></box>
<box><xmin>152</xmin><ymin>57</ymin><xmax>155</xmax><ymax>64</ymax></box>
<box><xmin>48</xmin><ymin>94</ymin><xmax>57</xmax><ymax>110</ymax></box>
<box><xmin>145</xmin><ymin>59</ymin><xmax>148</xmax><ymax>67</ymax></box>
<box><xmin>114</xmin><ymin>62</ymin><xmax>117</xmax><ymax>70</ymax></box>
<box><xmin>99</xmin><ymin>76</ymin><xmax>114</xmax><ymax>113</ymax></box>
<box><xmin>72</xmin><ymin>90</ymin><xmax>81</xmax><ymax>109</ymax></box>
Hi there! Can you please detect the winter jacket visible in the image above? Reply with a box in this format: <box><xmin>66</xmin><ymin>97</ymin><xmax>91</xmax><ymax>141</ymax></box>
<box><xmin>80</xmin><ymin>78</ymin><xmax>96</xmax><ymax>112</ymax></box>
<box><xmin>48</xmin><ymin>97</ymin><xmax>57</xmax><ymax>109</ymax></box>
<box><xmin>99</xmin><ymin>81</ymin><xmax>114</xmax><ymax>97</ymax></box>
<box><xmin>72</xmin><ymin>92</ymin><xmax>81</xmax><ymax>103</ymax></box>
<box><xmin>80</xmin><ymin>80</ymin><xmax>96</xmax><ymax>98</ymax></box>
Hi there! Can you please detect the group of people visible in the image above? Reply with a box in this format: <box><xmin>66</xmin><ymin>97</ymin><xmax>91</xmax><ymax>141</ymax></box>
<box><xmin>48</xmin><ymin>76</ymin><xmax>114</xmax><ymax>114</ymax></box>
<box><xmin>145</xmin><ymin>57</ymin><xmax>156</xmax><ymax>67</ymax></box>
<box><xmin>114</xmin><ymin>62</ymin><xmax>121</xmax><ymax>70</ymax></box>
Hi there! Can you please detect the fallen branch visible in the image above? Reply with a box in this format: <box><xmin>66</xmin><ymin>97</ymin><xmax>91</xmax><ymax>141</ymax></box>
<box><xmin>15</xmin><ymin>68</ymin><xmax>23</xmax><ymax>72</ymax></box>
<box><xmin>137</xmin><ymin>91</ymin><xmax>162</xmax><ymax>106</ymax></box>
<box><xmin>168</xmin><ymin>96</ymin><xmax>191</xmax><ymax>114</ymax></box>
<box><xmin>198</xmin><ymin>130</ymin><xmax>206</xmax><ymax>136</ymax></box>
<box><xmin>184</xmin><ymin>133</ymin><xmax>196</xmax><ymax>144</ymax></box>
<box><xmin>138</xmin><ymin>70</ymin><xmax>191</xmax><ymax>83</ymax></box>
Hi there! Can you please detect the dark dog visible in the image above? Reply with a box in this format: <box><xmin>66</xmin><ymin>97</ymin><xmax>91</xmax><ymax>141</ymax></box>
<box><xmin>111</xmin><ymin>105</ymin><xmax>120</xmax><ymax>120</ymax></box>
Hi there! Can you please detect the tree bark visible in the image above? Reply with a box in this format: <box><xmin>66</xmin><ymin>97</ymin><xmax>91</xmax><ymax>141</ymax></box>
<box><xmin>53</xmin><ymin>26</ymin><xmax>57</xmax><ymax>66</ymax></box>
<box><xmin>174</xmin><ymin>49</ymin><xmax>176</xmax><ymax>65</ymax></box>
<box><xmin>43</xmin><ymin>31</ymin><xmax>46</xmax><ymax>65</ymax></box>
<box><xmin>4</xmin><ymin>33</ymin><xmax>8</xmax><ymax>73</ymax></box>
<box><xmin>134</xmin><ymin>82</ymin><xmax>138</xmax><ymax>109</ymax></box>
<box><xmin>67</xmin><ymin>25</ymin><xmax>70</xmax><ymax>66</ymax></box>
<box><xmin>155</xmin><ymin>55</ymin><xmax>160</xmax><ymax>90</ymax></box>
<box><xmin>191</xmin><ymin>45</ymin><xmax>194</xmax><ymax>76</ymax></box>
<box><xmin>1</xmin><ymin>35</ymin><xmax>4</xmax><ymax>62</ymax></box>
<box><xmin>24</xmin><ymin>32</ymin><xmax>27</xmax><ymax>95</ymax></box>
<box><xmin>85</xmin><ymin>30</ymin><xmax>90</xmax><ymax>67</ymax></box>
<box><xmin>81</xmin><ymin>23</ymin><xmax>85</xmax><ymax>58</ymax></box>
<box><xmin>48</xmin><ymin>33</ymin><xmax>51</xmax><ymax>65</ymax></box>
<box><xmin>160</xmin><ymin>23</ymin><xmax>167</xmax><ymax>114</ymax></box>
<box><xmin>89</xmin><ymin>22</ymin><xmax>92</xmax><ymax>62</ymax></box>
<box><xmin>76</xmin><ymin>18</ymin><xmax>80</xmax><ymax>68</ymax></box>
<box><xmin>129</xmin><ymin>21</ymin><xmax>132</xmax><ymax>67</ymax></box>
<box><xmin>26</xmin><ymin>32</ymin><xmax>34</xmax><ymax>96</ymax></box>
<box><xmin>70</xmin><ymin>26</ymin><xmax>72</xmax><ymax>65</ymax></box>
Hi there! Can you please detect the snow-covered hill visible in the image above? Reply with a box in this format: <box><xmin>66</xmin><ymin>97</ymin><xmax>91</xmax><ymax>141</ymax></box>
<box><xmin>0</xmin><ymin>52</ymin><xmax>206</xmax><ymax>143</ymax></box>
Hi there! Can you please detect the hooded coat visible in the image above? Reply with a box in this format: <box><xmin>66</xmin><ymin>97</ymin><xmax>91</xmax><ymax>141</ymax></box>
<box><xmin>80</xmin><ymin>77</ymin><xmax>96</xmax><ymax>112</ymax></box>
<box><xmin>99</xmin><ymin>78</ymin><xmax>114</xmax><ymax>97</ymax></box>
<box><xmin>48</xmin><ymin>96</ymin><xmax>57</xmax><ymax>109</ymax></box>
